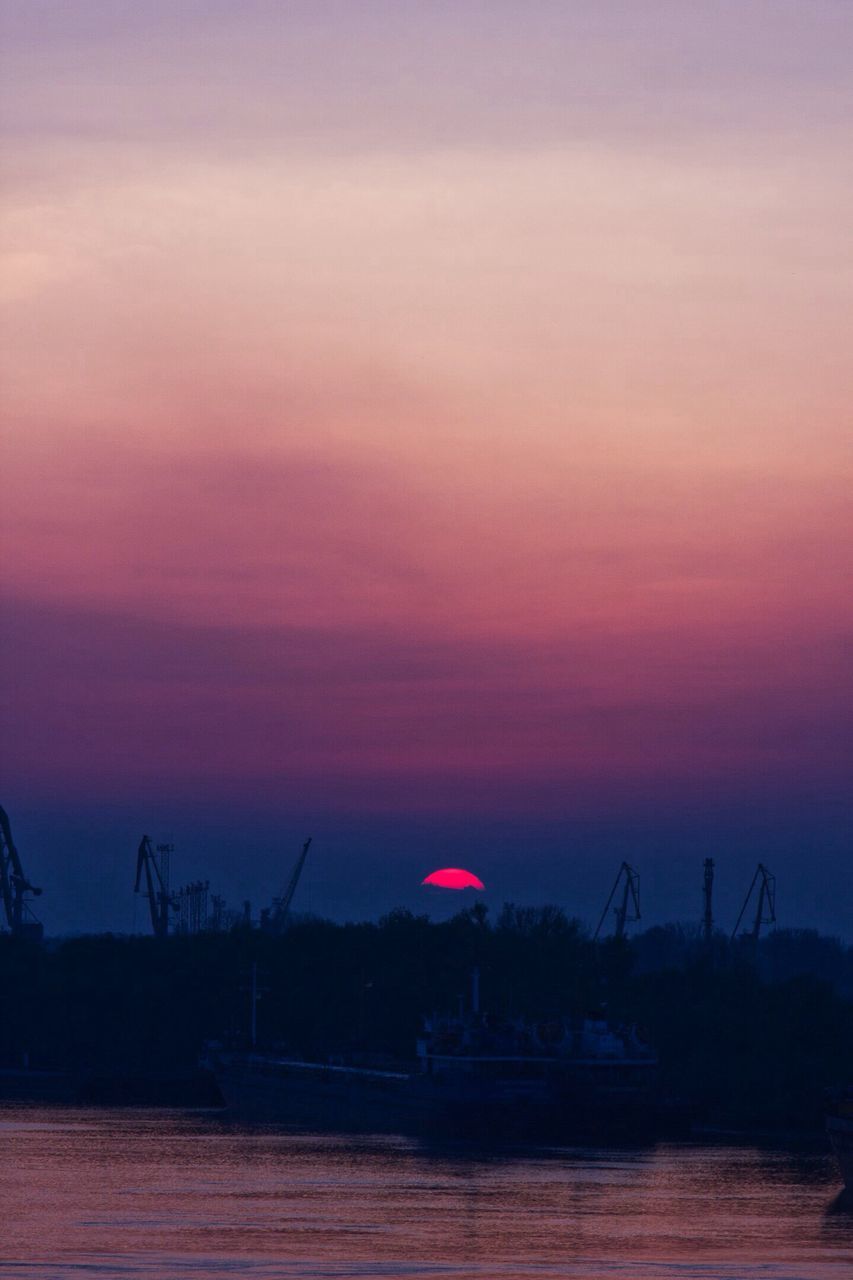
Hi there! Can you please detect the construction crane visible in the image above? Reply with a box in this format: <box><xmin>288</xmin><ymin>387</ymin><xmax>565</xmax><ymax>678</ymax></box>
<box><xmin>0</xmin><ymin>805</ymin><xmax>43</xmax><ymax>940</ymax></box>
<box><xmin>134</xmin><ymin>836</ymin><xmax>176</xmax><ymax>938</ymax></box>
<box><xmin>176</xmin><ymin>880</ymin><xmax>209</xmax><ymax>934</ymax></box>
<box><xmin>594</xmin><ymin>861</ymin><xmax>641</xmax><ymax>941</ymax></box>
<box><xmin>731</xmin><ymin>862</ymin><xmax>776</xmax><ymax>942</ymax></box>
<box><xmin>702</xmin><ymin>858</ymin><xmax>715</xmax><ymax>944</ymax></box>
<box><xmin>267</xmin><ymin>837</ymin><xmax>312</xmax><ymax>934</ymax></box>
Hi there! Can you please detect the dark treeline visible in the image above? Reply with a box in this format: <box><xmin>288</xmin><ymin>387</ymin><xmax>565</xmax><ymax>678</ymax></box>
<box><xmin>1</xmin><ymin>906</ymin><xmax>851</xmax><ymax>1131</ymax></box>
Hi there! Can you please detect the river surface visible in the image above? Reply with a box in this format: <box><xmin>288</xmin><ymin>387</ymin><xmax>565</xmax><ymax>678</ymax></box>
<box><xmin>0</xmin><ymin>1106</ymin><xmax>850</xmax><ymax>1279</ymax></box>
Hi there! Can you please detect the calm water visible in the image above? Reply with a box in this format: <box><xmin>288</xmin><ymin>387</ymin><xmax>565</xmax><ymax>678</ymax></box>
<box><xmin>0</xmin><ymin>1107</ymin><xmax>850</xmax><ymax>1280</ymax></box>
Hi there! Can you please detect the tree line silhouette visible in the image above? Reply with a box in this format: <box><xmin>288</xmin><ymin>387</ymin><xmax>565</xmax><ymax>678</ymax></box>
<box><xmin>0</xmin><ymin>905</ymin><xmax>850</xmax><ymax>1131</ymax></box>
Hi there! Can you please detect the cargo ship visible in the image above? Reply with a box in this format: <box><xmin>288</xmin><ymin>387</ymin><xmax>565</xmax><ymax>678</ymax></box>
<box><xmin>826</xmin><ymin>1088</ymin><xmax>853</xmax><ymax>1190</ymax></box>
<box><xmin>205</xmin><ymin>989</ymin><xmax>664</xmax><ymax>1141</ymax></box>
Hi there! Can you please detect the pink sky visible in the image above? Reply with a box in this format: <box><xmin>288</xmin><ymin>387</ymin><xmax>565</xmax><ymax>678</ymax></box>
<box><xmin>1</xmin><ymin>3</ymin><xmax>851</xmax><ymax>929</ymax></box>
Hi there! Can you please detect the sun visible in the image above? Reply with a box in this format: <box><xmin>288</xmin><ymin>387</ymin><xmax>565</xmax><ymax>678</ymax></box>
<box><xmin>422</xmin><ymin>868</ymin><xmax>485</xmax><ymax>890</ymax></box>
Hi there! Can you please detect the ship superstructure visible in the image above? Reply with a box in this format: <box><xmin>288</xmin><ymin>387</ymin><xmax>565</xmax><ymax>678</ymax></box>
<box><xmin>208</xmin><ymin>996</ymin><xmax>661</xmax><ymax>1139</ymax></box>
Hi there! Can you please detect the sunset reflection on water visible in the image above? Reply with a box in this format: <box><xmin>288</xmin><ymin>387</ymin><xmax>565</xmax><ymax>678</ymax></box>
<box><xmin>0</xmin><ymin>1107</ymin><xmax>849</xmax><ymax>1279</ymax></box>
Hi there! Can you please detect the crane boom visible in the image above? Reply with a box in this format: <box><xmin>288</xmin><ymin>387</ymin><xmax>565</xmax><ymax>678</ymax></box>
<box><xmin>270</xmin><ymin>837</ymin><xmax>312</xmax><ymax>933</ymax></box>
<box><xmin>731</xmin><ymin>862</ymin><xmax>776</xmax><ymax>942</ymax></box>
<box><xmin>594</xmin><ymin>861</ymin><xmax>640</xmax><ymax>941</ymax></box>
<box><xmin>0</xmin><ymin>805</ymin><xmax>43</xmax><ymax>938</ymax></box>
<box><xmin>134</xmin><ymin>835</ymin><xmax>175</xmax><ymax>937</ymax></box>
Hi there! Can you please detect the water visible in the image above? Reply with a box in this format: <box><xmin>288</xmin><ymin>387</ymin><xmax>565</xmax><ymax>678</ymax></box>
<box><xmin>0</xmin><ymin>1107</ymin><xmax>850</xmax><ymax>1279</ymax></box>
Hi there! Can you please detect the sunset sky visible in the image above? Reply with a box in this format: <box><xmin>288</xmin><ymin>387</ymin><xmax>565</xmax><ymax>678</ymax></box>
<box><xmin>1</xmin><ymin>2</ymin><xmax>851</xmax><ymax>935</ymax></box>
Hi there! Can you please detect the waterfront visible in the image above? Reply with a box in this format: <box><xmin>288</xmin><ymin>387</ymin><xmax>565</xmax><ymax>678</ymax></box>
<box><xmin>0</xmin><ymin>1107</ymin><xmax>849</xmax><ymax>1279</ymax></box>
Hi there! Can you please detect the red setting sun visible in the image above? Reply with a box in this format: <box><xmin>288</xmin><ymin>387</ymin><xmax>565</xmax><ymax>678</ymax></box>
<box><xmin>422</xmin><ymin>868</ymin><xmax>485</xmax><ymax>891</ymax></box>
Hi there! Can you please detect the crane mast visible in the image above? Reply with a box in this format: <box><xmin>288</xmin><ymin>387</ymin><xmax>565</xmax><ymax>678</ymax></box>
<box><xmin>731</xmin><ymin>862</ymin><xmax>776</xmax><ymax>942</ymax></box>
<box><xmin>594</xmin><ymin>861</ymin><xmax>641</xmax><ymax>941</ymax></box>
<box><xmin>0</xmin><ymin>805</ymin><xmax>43</xmax><ymax>939</ymax></box>
<box><xmin>134</xmin><ymin>835</ymin><xmax>176</xmax><ymax>938</ymax></box>
<box><xmin>269</xmin><ymin>837</ymin><xmax>312</xmax><ymax>933</ymax></box>
<box><xmin>702</xmin><ymin>858</ymin><xmax>715</xmax><ymax>944</ymax></box>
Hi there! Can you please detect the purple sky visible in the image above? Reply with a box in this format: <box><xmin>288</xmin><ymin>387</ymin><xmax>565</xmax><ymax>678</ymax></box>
<box><xmin>1</xmin><ymin>2</ymin><xmax>851</xmax><ymax>935</ymax></box>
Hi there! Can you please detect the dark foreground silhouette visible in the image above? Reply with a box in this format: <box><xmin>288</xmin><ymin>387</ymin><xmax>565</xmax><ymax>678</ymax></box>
<box><xmin>0</xmin><ymin>906</ymin><xmax>850</xmax><ymax>1133</ymax></box>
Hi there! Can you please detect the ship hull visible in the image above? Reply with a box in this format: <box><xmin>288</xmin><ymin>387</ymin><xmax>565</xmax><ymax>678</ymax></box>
<box><xmin>211</xmin><ymin>1053</ymin><xmax>668</xmax><ymax>1142</ymax></box>
<box><xmin>0</xmin><ymin>1067</ymin><xmax>75</xmax><ymax>1104</ymax></box>
<box><xmin>214</xmin><ymin>1057</ymin><xmax>432</xmax><ymax>1134</ymax></box>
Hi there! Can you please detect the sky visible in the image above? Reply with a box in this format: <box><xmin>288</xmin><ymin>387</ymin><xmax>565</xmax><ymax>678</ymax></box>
<box><xmin>1</xmin><ymin>1</ymin><xmax>851</xmax><ymax>937</ymax></box>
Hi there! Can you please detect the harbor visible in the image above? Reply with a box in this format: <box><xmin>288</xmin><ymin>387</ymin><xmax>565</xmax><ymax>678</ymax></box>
<box><xmin>2</xmin><ymin>3</ymin><xmax>852</xmax><ymax>1276</ymax></box>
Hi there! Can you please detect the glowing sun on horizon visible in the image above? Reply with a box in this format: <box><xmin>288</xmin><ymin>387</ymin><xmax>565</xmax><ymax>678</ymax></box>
<box><xmin>422</xmin><ymin>868</ymin><xmax>485</xmax><ymax>890</ymax></box>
